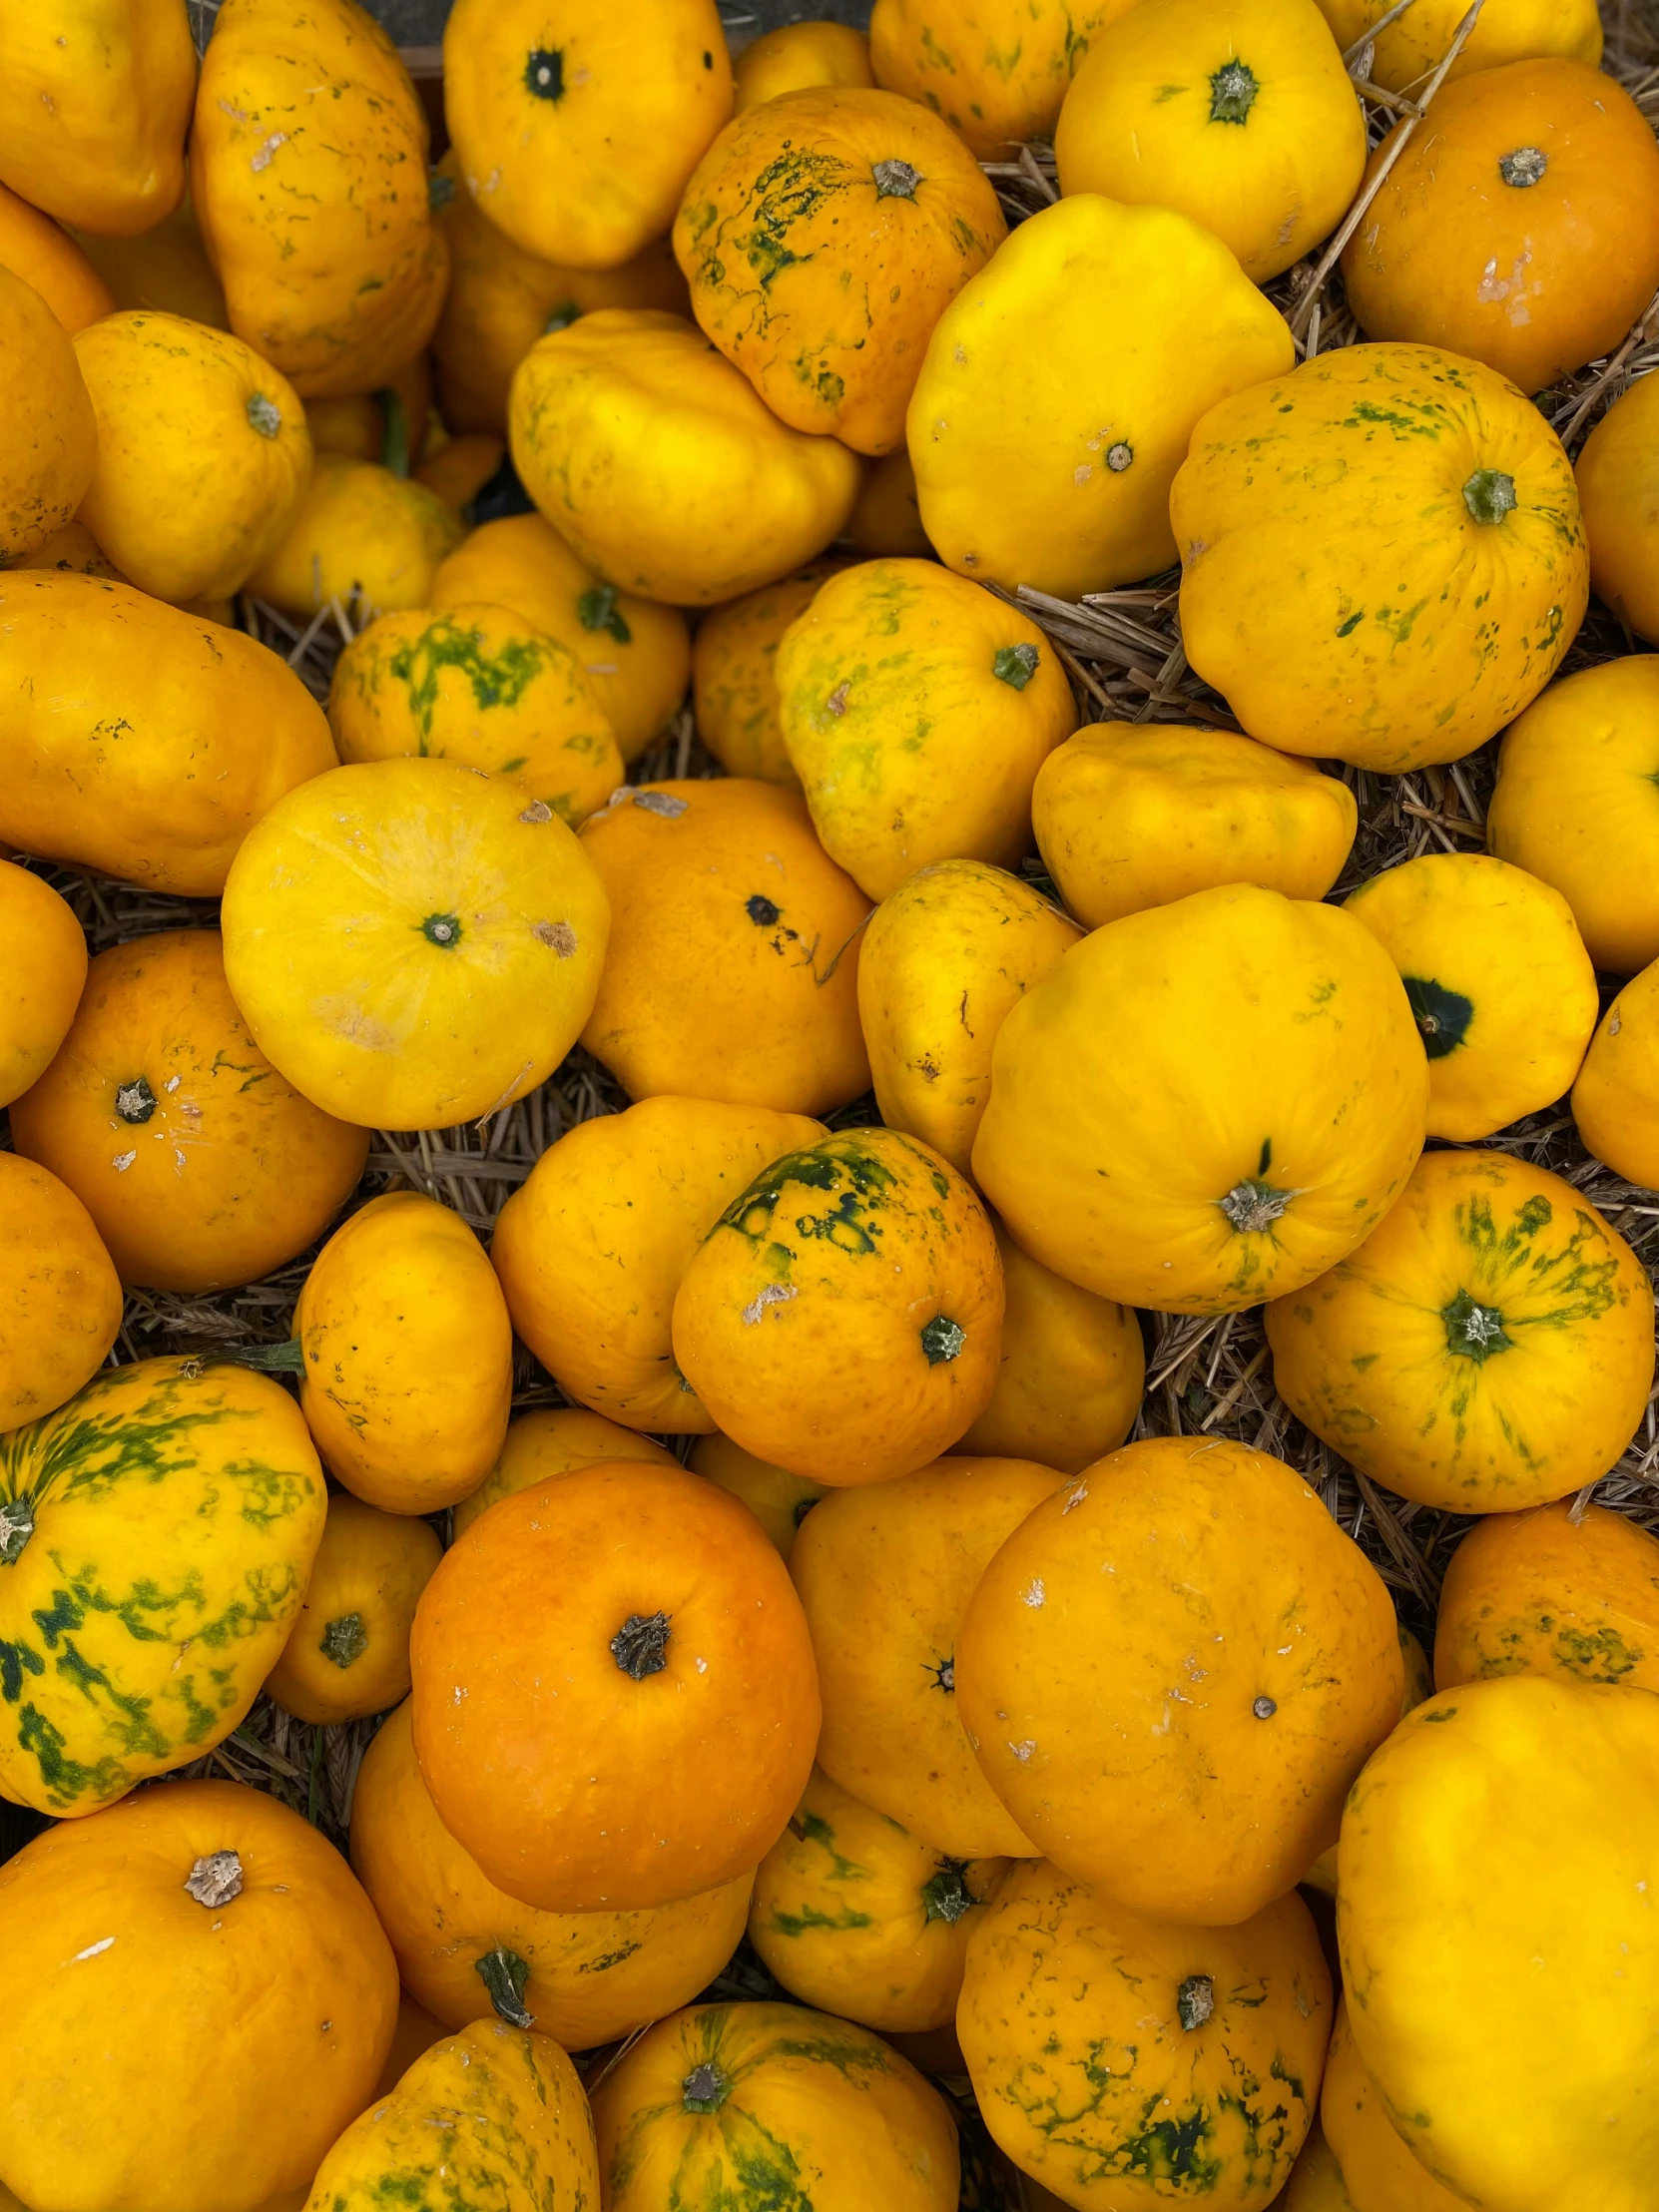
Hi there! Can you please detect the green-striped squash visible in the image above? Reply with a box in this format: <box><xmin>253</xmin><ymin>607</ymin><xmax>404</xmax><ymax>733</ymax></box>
<box><xmin>0</xmin><ymin>1357</ymin><xmax>325</xmax><ymax>1815</ymax></box>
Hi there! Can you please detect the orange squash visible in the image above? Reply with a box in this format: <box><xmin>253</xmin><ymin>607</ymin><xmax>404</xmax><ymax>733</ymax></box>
<box><xmin>351</xmin><ymin>1699</ymin><xmax>754</xmax><ymax>2047</ymax></box>
<box><xmin>1576</xmin><ymin>369</ymin><xmax>1659</xmax><ymax>648</ymax></box>
<box><xmin>410</xmin><ymin>1459</ymin><xmax>821</xmax><ymax>1912</ymax></box>
<box><xmin>956</xmin><ymin>1434</ymin><xmax>1404</xmax><ymax>1924</ymax></box>
<box><xmin>0</xmin><ymin>859</ymin><xmax>86</xmax><ymax>1110</ymax></box>
<box><xmin>0</xmin><ymin>181</ymin><xmax>113</xmax><ymax>331</ymax></box>
<box><xmin>737</xmin><ymin>21</ymin><xmax>874</xmax><ymax>107</ymax></box>
<box><xmin>690</xmin><ymin>1431</ymin><xmax>826</xmax><ymax>1560</ymax></box>
<box><xmin>870</xmin><ymin>0</ymin><xmax>1130</xmax><ymax>157</ymax></box>
<box><xmin>1343</xmin><ymin>61</ymin><xmax>1659</xmax><ymax>399</ymax></box>
<box><xmin>1314</xmin><ymin>0</ymin><xmax>1602</xmax><ymax>94</ymax></box>
<box><xmin>9</xmin><ymin>929</ymin><xmax>368</xmax><ymax>1295</ymax></box>
<box><xmin>0</xmin><ymin>1153</ymin><xmax>123</xmax><ymax>1433</ymax></box>
<box><xmin>71</xmin><ymin>193</ymin><xmax>229</xmax><ymax>326</ymax></box>
<box><xmin>0</xmin><ymin>266</ymin><xmax>97</xmax><ymax>562</ymax></box>
<box><xmin>490</xmin><ymin>1095</ymin><xmax>824</xmax><ymax>1433</ymax></box>
<box><xmin>264</xmin><ymin>1492</ymin><xmax>442</xmax><ymax>1725</ymax></box>
<box><xmin>791</xmin><ymin>1454</ymin><xmax>1062</xmax><ymax>1858</ymax></box>
<box><xmin>10</xmin><ymin>518</ymin><xmax>127</xmax><ymax>583</ymax></box>
<box><xmin>412</xmin><ymin>431</ymin><xmax>505</xmax><ymax>514</ymax></box>
<box><xmin>578</xmin><ymin>780</ymin><xmax>871</xmax><ymax>1116</ymax></box>
<box><xmin>0</xmin><ymin>1780</ymin><xmax>397</xmax><ymax>2212</ymax></box>
<box><xmin>1434</xmin><ymin>1501</ymin><xmax>1659</xmax><ymax>1697</ymax></box>
<box><xmin>294</xmin><ymin>1192</ymin><xmax>513</xmax><ymax>1514</ymax></box>
<box><xmin>846</xmin><ymin>448</ymin><xmax>932</xmax><ymax>559</ymax></box>
<box><xmin>453</xmin><ymin>1407</ymin><xmax>681</xmax><ymax>1541</ymax></box>
<box><xmin>692</xmin><ymin>559</ymin><xmax>848</xmax><ymax>787</ymax></box>
<box><xmin>1573</xmin><ymin>955</ymin><xmax>1659</xmax><ymax>1192</ymax></box>
<box><xmin>956</xmin><ymin>1224</ymin><xmax>1145</xmax><ymax>1475</ymax></box>
<box><xmin>673</xmin><ymin>1127</ymin><xmax>1005</xmax><ymax>1486</ymax></box>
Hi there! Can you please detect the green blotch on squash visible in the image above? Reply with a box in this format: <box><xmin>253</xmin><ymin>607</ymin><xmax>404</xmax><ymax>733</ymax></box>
<box><xmin>1403</xmin><ymin>974</ymin><xmax>1473</xmax><ymax>1058</ymax></box>
<box><xmin>1209</xmin><ymin>58</ymin><xmax>1259</xmax><ymax>124</ymax></box>
<box><xmin>578</xmin><ymin>582</ymin><xmax>631</xmax><ymax>643</ymax></box>
<box><xmin>475</xmin><ymin>1944</ymin><xmax>535</xmax><ymax>2027</ymax></box>
<box><xmin>993</xmin><ymin>642</ymin><xmax>1040</xmax><ymax>691</ymax></box>
<box><xmin>1463</xmin><ymin>469</ymin><xmax>1518</xmax><ymax>525</ymax></box>
<box><xmin>320</xmin><ymin>1611</ymin><xmax>366</xmax><ymax>1668</ymax></box>
<box><xmin>524</xmin><ymin>47</ymin><xmax>564</xmax><ymax>101</ymax></box>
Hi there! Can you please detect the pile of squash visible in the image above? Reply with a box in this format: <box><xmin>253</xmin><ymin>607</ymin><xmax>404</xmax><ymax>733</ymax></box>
<box><xmin>2</xmin><ymin>0</ymin><xmax>1659</xmax><ymax>2207</ymax></box>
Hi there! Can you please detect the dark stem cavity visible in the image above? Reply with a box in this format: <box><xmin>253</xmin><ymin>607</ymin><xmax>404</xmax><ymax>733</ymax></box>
<box><xmin>116</xmin><ymin>1075</ymin><xmax>158</xmax><ymax>1125</ymax></box>
<box><xmin>1402</xmin><ymin>975</ymin><xmax>1473</xmax><ymax>1059</ymax></box>
<box><xmin>922</xmin><ymin>1861</ymin><xmax>975</xmax><ymax>1924</ymax></box>
<box><xmin>872</xmin><ymin>159</ymin><xmax>922</xmax><ymax>200</ymax></box>
<box><xmin>1177</xmin><ymin>1973</ymin><xmax>1216</xmax><ymax>2031</ymax></box>
<box><xmin>920</xmin><ymin>1315</ymin><xmax>966</xmax><ymax>1366</ymax></box>
<box><xmin>1498</xmin><ymin>146</ymin><xmax>1547</xmax><ymax>188</ymax></box>
<box><xmin>611</xmin><ymin>1610</ymin><xmax>672</xmax><ymax>1680</ymax></box>
<box><xmin>545</xmin><ymin>298</ymin><xmax>581</xmax><ymax>334</ymax></box>
<box><xmin>1218</xmin><ymin>1179</ymin><xmax>1291</xmax><ymax>1234</ymax></box>
<box><xmin>525</xmin><ymin>47</ymin><xmax>564</xmax><ymax>101</ymax></box>
<box><xmin>993</xmin><ymin>643</ymin><xmax>1040</xmax><ymax>691</ymax></box>
<box><xmin>1106</xmin><ymin>441</ymin><xmax>1134</xmax><ymax>472</ymax></box>
<box><xmin>1209</xmin><ymin>59</ymin><xmax>1259</xmax><ymax>124</ymax></box>
<box><xmin>0</xmin><ymin>1497</ymin><xmax>35</xmax><ymax>1566</ymax></box>
<box><xmin>245</xmin><ymin>392</ymin><xmax>281</xmax><ymax>439</ymax></box>
<box><xmin>428</xmin><ymin>171</ymin><xmax>456</xmax><ymax>211</ymax></box>
<box><xmin>1253</xmin><ymin>1696</ymin><xmax>1278</xmax><ymax>1720</ymax></box>
<box><xmin>320</xmin><ymin>1612</ymin><xmax>367</xmax><ymax>1669</ymax></box>
<box><xmin>1463</xmin><ymin>469</ymin><xmax>1518</xmax><ymax>526</ymax></box>
<box><xmin>420</xmin><ymin>912</ymin><xmax>463</xmax><ymax>948</ymax></box>
<box><xmin>1442</xmin><ymin>1288</ymin><xmax>1512</xmax><ymax>1363</ymax></box>
<box><xmin>578</xmin><ymin>582</ymin><xmax>631</xmax><ymax>642</ymax></box>
<box><xmin>683</xmin><ymin>2060</ymin><xmax>733</xmax><ymax>2114</ymax></box>
<box><xmin>475</xmin><ymin>1945</ymin><xmax>535</xmax><ymax>2028</ymax></box>
<box><xmin>928</xmin><ymin>1654</ymin><xmax>956</xmax><ymax>1693</ymax></box>
<box><xmin>746</xmin><ymin>894</ymin><xmax>783</xmax><ymax>927</ymax></box>
<box><xmin>185</xmin><ymin>1851</ymin><xmax>244</xmax><ymax>1907</ymax></box>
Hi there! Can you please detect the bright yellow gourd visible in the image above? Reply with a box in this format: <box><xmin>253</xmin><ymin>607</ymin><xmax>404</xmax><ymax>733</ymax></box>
<box><xmin>1172</xmin><ymin>342</ymin><xmax>1588</xmax><ymax>773</ymax></box>
<box><xmin>857</xmin><ymin>860</ymin><xmax>1081</xmax><ymax>1173</ymax></box>
<box><xmin>1576</xmin><ymin>368</ymin><xmax>1659</xmax><ymax>648</ymax></box>
<box><xmin>301</xmin><ymin>2020</ymin><xmax>600</xmax><ymax>2212</ymax></box>
<box><xmin>689</xmin><ymin>1431</ymin><xmax>826</xmax><ymax>1559</ymax></box>
<box><xmin>247</xmin><ymin>454</ymin><xmax>463</xmax><ymax>622</ymax></box>
<box><xmin>956</xmin><ymin>1223</ymin><xmax>1144</xmax><ymax>1475</ymax></box>
<box><xmin>441</xmin><ymin>0</ymin><xmax>734</xmax><ymax>270</ymax></box>
<box><xmin>508</xmin><ymin>309</ymin><xmax>861</xmax><ymax>605</ymax></box>
<box><xmin>1320</xmin><ymin>1998</ymin><xmax>1472</xmax><ymax>2212</ymax></box>
<box><xmin>71</xmin><ymin>194</ymin><xmax>228</xmax><ymax>325</ymax></box>
<box><xmin>328</xmin><ymin>604</ymin><xmax>623</xmax><ymax>826</ymax></box>
<box><xmin>1265</xmin><ymin>1148</ymin><xmax>1656</xmax><ymax>1512</ymax></box>
<box><xmin>1486</xmin><ymin>656</ymin><xmax>1659</xmax><ymax>974</ymax></box>
<box><xmin>0</xmin><ymin>182</ymin><xmax>113</xmax><ymax>332</ymax></box>
<box><xmin>0</xmin><ymin>0</ymin><xmax>196</xmax><ymax>237</ymax></box>
<box><xmin>749</xmin><ymin>1768</ymin><xmax>1008</xmax><ymax>2032</ymax></box>
<box><xmin>431</xmin><ymin>513</ymin><xmax>690</xmax><ymax>763</ymax></box>
<box><xmin>1313</xmin><ymin>0</ymin><xmax>1601</xmax><ymax>94</ymax></box>
<box><xmin>192</xmin><ymin>0</ymin><xmax>447</xmax><ymax>397</ymax></box>
<box><xmin>1033</xmin><ymin>723</ymin><xmax>1358</xmax><ymax>928</ymax></box>
<box><xmin>221</xmin><ymin>758</ymin><xmax>610</xmax><ymax>1132</ymax></box>
<box><xmin>1434</xmin><ymin>1500</ymin><xmax>1659</xmax><ymax>1696</ymax></box>
<box><xmin>1344</xmin><ymin>852</ymin><xmax>1598</xmax><ymax>1139</ymax></box>
<box><xmin>1055</xmin><ymin>0</ymin><xmax>1366</xmax><ymax>281</ymax></box>
<box><xmin>72</xmin><ymin>311</ymin><xmax>312</xmax><ymax>604</ymax></box>
<box><xmin>490</xmin><ymin>1096</ymin><xmax>825</xmax><ymax>1432</ymax></box>
<box><xmin>870</xmin><ymin>0</ymin><xmax>1132</xmax><ymax>156</ymax></box>
<box><xmin>1339</xmin><ymin>1675</ymin><xmax>1659</xmax><ymax>2212</ymax></box>
<box><xmin>0</xmin><ymin>1153</ymin><xmax>122</xmax><ymax>1434</ymax></box>
<box><xmin>972</xmin><ymin>884</ymin><xmax>1428</xmax><ymax>1314</ymax></box>
<box><xmin>0</xmin><ymin>1359</ymin><xmax>325</xmax><ymax>1815</ymax></box>
<box><xmin>264</xmin><ymin>1492</ymin><xmax>442</xmax><ymax>1725</ymax></box>
<box><xmin>777</xmin><ymin>559</ymin><xmax>1077</xmax><ymax>899</ymax></box>
<box><xmin>959</xmin><ymin>1861</ymin><xmax>1332</xmax><ymax>2209</ymax></box>
<box><xmin>1573</xmin><ymin>955</ymin><xmax>1659</xmax><ymax>1190</ymax></box>
<box><xmin>692</xmin><ymin>560</ymin><xmax>848</xmax><ymax>787</ymax></box>
<box><xmin>0</xmin><ymin>861</ymin><xmax>86</xmax><ymax>1112</ymax></box>
<box><xmin>0</xmin><ymin>267</ymin><xmax>96</xmax><ymax>562</ymax></box>
<box><xmin>674</xmin><ymin>88</ymin><xmax>1006</xmax><ymax>455</ymax></box>
<box><xmin>735</xmin><ymin>21</ymin><xmax>874</xmax><ymax>108</ymax></box>
<box><xmin>908</xmin><ymin>195</ymin><xmax>1295</xmax><ymax>599</ymax></box>
<box><xmin>452</xmin><ymin>1408</ymin><xmax>679</xmax><ymax>1542</ymax></box>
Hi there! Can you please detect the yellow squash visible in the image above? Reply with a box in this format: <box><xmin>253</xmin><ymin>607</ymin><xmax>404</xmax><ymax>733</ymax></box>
<box><xmin>1055</xmin><ymin>0</ymin><xmax>1366</xmax><ymax>281</ymax></box>
<box><xmin>857</xmin><ymin>859</ymin><xmax>1082</xmax><ymax>1173</ymax></box>
<box><xmin>578</xmin><ymin>780</ymin><xmax>871</xmax><ymax>1117</ymax></box>
<box><xmin>1573</xmin><ymin>955</ymin><xmax>1659</xmax><ymax>1190</ymax></box>
<box><xmin>736</xmin><ymin>21</ymin><xmax>874</xmax><ymax>107</ymax></box>
<box><xmin>9</xmin><ymin>929</ymin><xmax>369</xmax><ymax>1295</ymax></box>
<box><xmin>1339</xmin><ymin>1675</ymin><xmax>1659</xmax><ymax>2212</ymax></box>
<box><xmin>192</xmin><ymin>0</ymin><xmax>447</xmax><ymax>397</ymax></box>
<box><xmin>431</xmin><ymin>512</ymin><xmax>690</xmax><ymax>763</ymax></box>
<box><xmin>1344</xmin><ymin>852</ymin><xmax>1598</xmax><ymax>1139</ymax></box>
<box><xmin>959</xmin><ymin>1861</ymin><xmax>1332</xmax><ymax>2211</ymax></box>
<box><xmin>777</xmin><ymin>558</ymin><xmax>1077</xmax><ymax>898</ymax></box>
<box><xmin>749</xmin><ymin>1768</ymin><xmax>1007</xmax><ymax>2032</ymax></box>
<box><xmin>692</xmin><ymin>559</ymin><xmax>848</xmax><ymax>787</ymax></box>
<box><xmin>672</xmin><ymin>1127</ymin><xmax>1004</xmax><ymax>1486</ymax></box>
<box><xmin>1486</xmin><ymin>656</ymin><xmax>1659</xmax><ymax>974</ymax></box>
<box><xmin>956</xmin><ymin>1223</ymin><xmax>1144</xmax><ymax>1474</ymax></box>
<box><xmin>72</xmin><ymin>192</ymin><xmax>229</xmax><ymax>325</ymax></box>
<box><xmin>907</xmin><ymin>194</ymin><xmax>1295</xmax><ymax>599</ymax></box>
<box><xmin>247</xmin><ymin>453</ymin><xmax>463</xmax><ymax>621</ymax></box>
<box><xmin>689</xmin><ymin>1431</ymin><xmax>827</xmax><ymax>1559</ymax></box>
<box><xmin>413</xmin><ymin>430</ymin><xmax>505</xmax><ymax>513</ymax></box>
<box><xmin>508</xmin><ymin>309</ymin><xmax>861</xmax><ymax>605</ymax></box>
<box><xmin>264</xmin><ymin>1492</ymin><xmax>441</xmax><ymax>1726</ymax></box>
<box><xmin>328</xmin><ymin>604</ymin><xmax>623</xmax><ymax>826</ymax></box>
<box><xmin>0</xmin><ymin>181</ymin><xmax>113</xmax><ymax>332</ymax></box>
<box><xmin>591</xmin><ymin>2001</ymin><xmax>960</xmax><ymax>2212</ymax></box>
<box><xmin>1033</xmin><ymin>723</ymin><xmax>1357</xmax><ymax>929</ymax></box>
<box><xmin>0</xmin><ymin>0</ymin><xmax>195</xmax><ymax>237</ymax></box>
<box><xmin>72</xmin><ymin>310</ymin><xmax>312</xmax><ymax>604</ymax></box>
<box><xmin>1576</xmin><ymin>368</ymin><xmax>1659</xmax><ymax>647</ymax></box>
<box><xmin>972</xmin><ymin>884</ymin><xmax>1427</xmax><ymax>1313</ymax></box>
<box><xmin>1320</xmin><ymin>1998</ymin><xmax>1471</xmax><ymax>2212</ymax></box>
<box><xmin>847</xmin><ymin>448</ymin><xmax>932</xmax><ymax>558</ymax></box>
<box><xmin>869</xmin><ymin>0</ymin><xmax>1130</xmax><ymax>155</ymax></box>
<box><xmin>0</xmin><ymin>860</ymin><xmax>86</xmax><ymax>1111</ymax></box>
<box><xmin>0</xmin><ymin>266</ymin><xmax>97</xmax><ymax>563</ymax></box>
<box><xmin>1265</xmin><ymin>1149</ymin><xmax>1656</xmax><ymax>1512</ymax></box>
<box><xmin>302</xmin><ymin>2020</ymin><xmax>599</xmax><ymax>2212</ymax></box>
<box><xmin>1313</xmin><ymin>0</ymin><xmax>1601</xmax><ymax>94</ymax></box>
<box><xmin>441</xmin><ymin>0</ymin><xmax>734</xmax><ymax>270</ymax></box>
<box><xmin>0</xmin><ymin>1358</ymin><xmax>325</xmax><ymax>1815</ymax></box>
<box><xmin>491</xmin><ymin>1096</ymin><xmax>824</xmax><ymax>1433</ymax></box>
<box><xmin>1172</xmin><ymin>342</ymin><xmax>1588</xmax><ymax>772</ymax></box>
<box><xmin>1280</xmin><ymin>2122</ymin><xmax>1359</xmax><ymax>2210</ymax></box>
<box><xmin>351</xmin><ymin>1698</ymin><xmax>753</xmax><ymax>2046</ymax></box>
<box><xmin>790</xmin><ymin>1453</ymin><xmax>1063</xmax><ymax>1859</ymax></box>
<box><xmin>294</xmin><ymin>1192</ymin><xmax>512</xmax><ymax>1512</ymax></box>
<box><xmin>452</xmin><ymin>1408</ymin><xmax>679</xmax><ymax>1541</ymax></box>
<box><xmin>0</xmin><ymin>1154</ymin><xmax>122</xmax><ymax>1434</ymax></box>
<box><xmin>220</xmin><ymin>757</ymin><xmax>610</xmax><ymax>1131</ymax></box>
<box><xmin>957</xmin><ymin>1435</ymin><xmax>1403</xmax><ymax>1924</ymax></box>
<box><xmin>674</xmin><ymin>88</ymin><xmax>1006</xmax><ymax>455</ymax></box>
<box><xmin>1434</xmin><ymin>1500</ymin><xmax>1659</xmax><ymax>1696</ymax></box>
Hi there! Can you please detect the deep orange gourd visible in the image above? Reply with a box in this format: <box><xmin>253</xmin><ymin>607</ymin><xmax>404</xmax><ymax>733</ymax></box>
<box><xmin>1342</xmin><ymin>62</ymin><xmax>1659</xmax><ymax>398</ymax></box>
<box><xmin>0</xmin><ymin>268</ymin><xmax>97</xmax><ymax>563</ymax></box>
<box><xmin>956</xmin><ymin>1435</ymin><xmax>1404</xmax><ymax>1925</ymax></box>
<box><xmin>9</xmin><ymin>930</ymin><xmax>368</xmax><ymax>1295</ymax></box>
<box><xmin>490</xmin><ymin>1096</ymin><xmax>825</xmax><ymax>1433</ymax></box>
<box><xmin>264</xmin><ymin>1493</ymin><xmax>442</xmax><ymax>1725</ymax></box>
<box><xmin>1576</xmin><ymin>370</ymin><xmax>1659</xmax><ymax>648</ymax></box>
<box><xmin>0</xmin><ymin>1154</ymin><xmax>123</xmax><ymax>1433</ymax></box>
<box><xmin>1434</xmin><ymin>1500</ymin><xmax>1659</xmax><ymax>1696</ymax></box>
<box><xmin>0</xmin><ymin>1781</ymin><xmax>397</xmax><ymax>2212</ymax></box>
<box><xmin>0</xmin><ymin>183</ymin><xmax>113</xmax><ymax>332</ymax></box>
<box><xmin>736</xmin><ymin>20</ymin><xmax>874</xmax><ymax>107</ymax></box>
<box><xmin>351</xmin><ymin>1699</ymin><xmax>754</xmax><ymax>2048</ymax></box>
<box><xmin>410</xmin><ymin>1459</ymin><xmax>821</xmax><ymax>1913</ymax></box>
<box><xmin>578</xmin><ymin>781</ymin><xmax>871</xmax><ymax>1117</ymax></box>
<box><xmin>673</xmin><ymin>1127</ymin><xmax>1004</xmax><ymax>1487</ymax></box>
